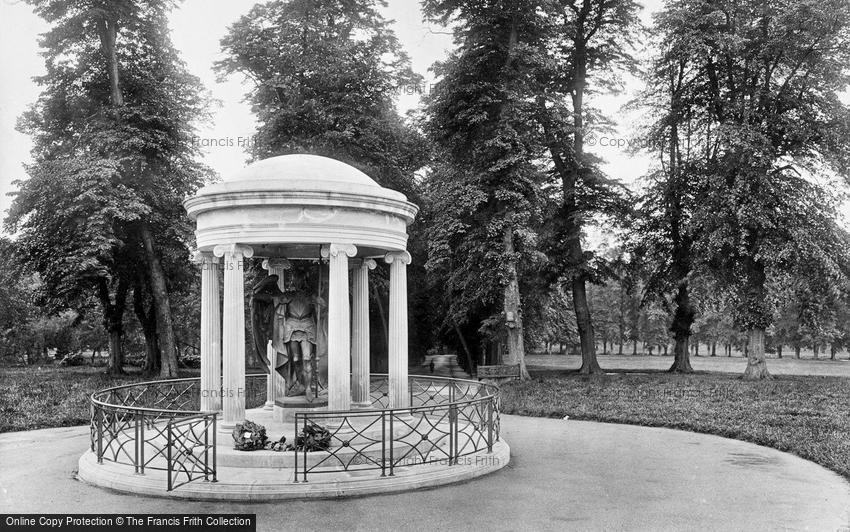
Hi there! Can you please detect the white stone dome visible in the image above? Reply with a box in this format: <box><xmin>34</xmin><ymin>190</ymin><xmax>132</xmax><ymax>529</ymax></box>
<box><xmin>184</xmin><ymin>154</ymin><xmax>418</xmax><ymax>258</ymax></box>
<box><xmin>225</xmin><ymin>154</ymin><xmax>380</xmax><ymax>188</ymax></box>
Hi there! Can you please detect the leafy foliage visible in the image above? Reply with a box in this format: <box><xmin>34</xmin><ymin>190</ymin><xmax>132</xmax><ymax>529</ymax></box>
<box><xmin>217</xmin><ymin>0</ymin><xmax>427</xmax><ymax>196</ymax></box>
<box><xmin>637</xmin><ymin>0</ymin><xmax>850</xmax><ymax>377</ymax></box>
<box><xmin>9</xmin><ymin>0</ymin><xmax>210</xmax><ymax>374</ymax></box>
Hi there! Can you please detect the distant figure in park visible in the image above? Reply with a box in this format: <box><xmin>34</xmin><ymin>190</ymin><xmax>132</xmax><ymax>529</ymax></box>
<box><xmin>429</xmin><ymin>359</ymin><xmax>435</xmax><ymax>373</ymax></box>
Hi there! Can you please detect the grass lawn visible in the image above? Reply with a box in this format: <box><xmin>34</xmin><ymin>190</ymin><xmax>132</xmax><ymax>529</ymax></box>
<box><xmin>0</xmin><ymin>365</ymin><xmax>199</xmax><ymax>433</ymax></box>
<box><xmin>502</xmin><ymin>370</ymin><xmax>850</xmax><ymax>479</ymax></box>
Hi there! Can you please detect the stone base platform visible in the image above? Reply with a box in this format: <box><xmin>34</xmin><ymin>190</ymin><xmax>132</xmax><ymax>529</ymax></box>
<box><xmin>77</xmin><ymin>442</ymin><xmax>509</xmax><ymax>501</ymax></box>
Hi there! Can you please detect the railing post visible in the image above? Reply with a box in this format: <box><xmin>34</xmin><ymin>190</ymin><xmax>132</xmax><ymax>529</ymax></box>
<box><xmin>204</xmin><ymin>415</ymin><xmax>210</xmax><ymax>482</ymax></box>
<box><xmin>134</xmin><ymin>413</ymin><xmax>140</xmax><ymax>474</ymax></box>
<box><xmin>389</xmin><ymin>412</ymin><xmax>395</xmax><ymax>476</ymax></box>
<box><xmin>449</xmin><ymin>402</ymin><xmax>457</xmax><ymax>466</ymax></box>
<box><xmin>166</xmin><ymin>421</ymin><xmax>173</xmax><ymax>492</ymax></box>
<box><xmin>293</xmin><ymin>414</ymin><xmax>299</xmax><ymax>483</ymax></box>
<box><xmin>89</xmin><ymin>403</ymin><xmax>95</xmax><ymax>453</ymax></box>
<box><xmin>301</xmin><ymin>415</ymin><xmax>308</xmax><ymax>483</ymax></box>
<box><xmin>487</xmin><ymin>398</ymin><xmax>494</xmax><ymax>453</ymax></box>
<box><xmin>139</xmin><ymin>411</ymin><xmax>146</xmax><ymax>474</ymax></box>
<box><xmin>381</xmin><ymin>410</ymin><xmax>387</xmax><ymax>477</ymax></box>
<box><xmin>495</xmin><ymin>395</ymin><xmax>500</xmax><ymax>442</ymax></box>
<box><xmin>211</xmin><ymin>414</ymin><xmax>218</xmax><ymax>483</ymax></box>
<box><xmin>96</xmin><ymin>405</ymin><xmax>103</xmax><ymax>464</ymax></box>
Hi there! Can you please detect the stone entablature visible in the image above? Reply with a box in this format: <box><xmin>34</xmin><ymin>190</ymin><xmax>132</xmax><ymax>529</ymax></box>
<box><xmin>184</xmin><ymin>155</ymin><xmax>418</xmax><ymax>255</ymax></box>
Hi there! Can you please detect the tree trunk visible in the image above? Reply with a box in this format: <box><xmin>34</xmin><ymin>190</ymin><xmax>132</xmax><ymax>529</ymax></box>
<box><xmin>107</xmin><ymin>326</ymin><xmax>123</xmax><ymax>375</ymax></box>
<box><xmin>794</xmin><ymin>344</ymin><xmax>800</xmax><ymax>358</ymax></box>
<box><xmin>572</xmin><ymin>276</ymin><xmax>599</xmax><ymax>373</ymax></box>
<box><xmin>618</xmin><ymin>341</ymin><xmax>623</xmax><ymax>355</ymax></box>
<box><xmin>94</xmin><ymin>14</ymin><xmax>127</xmax><ymax>376</ymax></box>
<box><xmin>502</xmin><ymin>225</ymin><xmax>530</xmax><ymax>380</ymax></box>
<box><xmin>632</xmin><ymin>340</ymin><xmax>638</xmax><ymax>356</ymax></box>
<box><xmin>668</xmin><ymin>281</ymin><xmax>694</xmax><ymax>373</ymax></box>
<box><xmin>98</xmin><ymin>277</ymin><xmax>128</xmax><ymax>376</ymax></box>
<box><xmin>96</xmin><ymin>16</ymin><xmax>123</xmax><ymax>107</ymax></box>
<box><xmin>813</xmin><ymin>344</ymin><xmax>819</xmax><ymax>359</ymax></box>
<box><xmin>670</xmin><ymin>336</ymin><xmax>692</xmax><ymax>373</ymax></box>
<box><xmin>830</xmin><ymin>345</ymin><xmax>836</xmax><ymax>360</ymax></box>
<box><xmin>602</xmin><ymin>338</ymin><xmax>607</xmax><ymax>355</ymax></box>
<box><xmin>743</xmin><ymin>328</ymin><xmax>771</xmax><ymax>380</ymax></box>
<box><xmin>133</xmin><ymin>275</ymin><xmax>160</xmax><ymax>375</ymax></box>
<box><xmin>453</xmin><ymin>323</ymin><xmax>476</xmax><ymax>377</ymax></box>
<box><xmin>371</xmin><ymin>284</ymin><xmax>389</xmax><ymax>346</ymax></box>
<box><xmin>777</xmin><ymin>344</ymin><xmax>782</xmax><ymax>359</ymax></box>
<box><xmin>138</xmin><ymin>225</ymin><xmax>178</xmax><ymax>378</ymax></box>
<box><xmin>711</xmin><ymin>342</ymin><xmax>717</xmax><ymax>356</ymax></box>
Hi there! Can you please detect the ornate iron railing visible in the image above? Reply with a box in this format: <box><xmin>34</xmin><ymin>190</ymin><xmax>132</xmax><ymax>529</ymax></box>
<box><xmin>89</xmin><ymin>373</ymin><xmax>500</xmax><ymax>489</ymax></box>
<box><xmin>89</xmin><ymin>374</ymin><xmax>268</xmax><ymax>491</ymax></box>
<box><xmin>295</xmin><ymin>375</ymin><xmax>500</xmax><ymax>482</ymax></box>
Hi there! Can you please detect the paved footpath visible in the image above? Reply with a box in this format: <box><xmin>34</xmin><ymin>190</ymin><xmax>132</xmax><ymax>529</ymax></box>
<box><xmin>2</xmin><ymin>416</ymin><xmax>849</xmax><ymax>531</ymax></box>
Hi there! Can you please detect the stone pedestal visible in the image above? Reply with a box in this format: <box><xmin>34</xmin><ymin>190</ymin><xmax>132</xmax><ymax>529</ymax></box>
<box><xmin>274</xmin><ymin>396</ymin><xmax>328</xmax><ymax>423</ymax></box>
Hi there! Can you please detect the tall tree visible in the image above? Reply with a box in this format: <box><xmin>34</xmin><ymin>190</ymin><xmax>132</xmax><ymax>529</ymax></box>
<box><xmin>535</xmin><ymin>0</ymin><xmax>641</xmax><ymax>373</ymax></box>
<box><xmin>10</xmin><ymin>0</ymin><xmax>208</xmax><ymax>376</ymax></box>
<box><xmin>632</xmin><ymin>44</ymin><xmax>700</xmax><ymax>372</ymax></box>
<box><xmin>655</xmin><ymin>0</ymin><xmax>850</xmax><ymax>379</ymax></box>
<box><xmin>423</xmin><ymin>0</ymin><xmax>550</xmax><ymax>379</ymax></box>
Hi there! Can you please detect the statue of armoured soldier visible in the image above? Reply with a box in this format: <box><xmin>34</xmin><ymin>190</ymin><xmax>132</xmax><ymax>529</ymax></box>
<box><xmin>251</xmin><ymin>270</ymin><xmax>324</xmax><ymax>400</ymax></box>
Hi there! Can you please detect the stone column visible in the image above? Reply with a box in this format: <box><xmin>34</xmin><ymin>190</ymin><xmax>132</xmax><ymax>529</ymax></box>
<box><xmin>193</xmin><ymin>251</ymin><xmax>221</xmax><ymax>413</ymax></box>
<box><xmin>213</xmin><ymin>243</ymin><xmax>254</xmax><ymax>430</ymax></box>
<box><xmin>385</xmin><ymin>251</ymin><xmax>412</xmax><ymax>409</ymax></box>
<box><xmin>261</xmin><ymin>258</ymin><xmax>291</xmax><ymax>410</ymax></box>
<box><xmin>351</xmin><ymin>258</ymin><xmax>376</xmax><ymax>408</ymax></box>
<box><xmin>321</xmin><ymin>243</ymin><xmax>357</xmax><ymax>411</ymax></box>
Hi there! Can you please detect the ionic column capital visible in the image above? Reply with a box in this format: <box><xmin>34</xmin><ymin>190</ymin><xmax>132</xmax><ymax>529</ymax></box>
<box><xmin>349</xmin><ymin>258</ymin><xmax>377</xmax><ymax>270</ymax></box>
<box><xmin>261</xmin><ymin>258</ymin><xmax>292</xmax><ymax>271</ymax></box>
<box><xmin>191</xmin><ymin>250</ymin><xmax>219</xmax><ymax>265</ymax></box>
<box><xmin>321</xmin><ymin>243</ymin><xmax>357</xmax><ymax>259</ymax></box>
<box><xmin>384</xmin><ymin>250</ymin><xmax>412</xmax><ymax>266</ymax></box>
<box><xmin>213</xmin><ymin>243</ymin><xmax>255</xmax><ymax>259</ymax></box>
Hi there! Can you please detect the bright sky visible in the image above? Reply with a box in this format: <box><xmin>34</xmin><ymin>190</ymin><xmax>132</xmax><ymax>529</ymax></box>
<box><xmin>1</xmin><ymin>0</ymin><xmax>844</xmax><ymax>232</ymax></box>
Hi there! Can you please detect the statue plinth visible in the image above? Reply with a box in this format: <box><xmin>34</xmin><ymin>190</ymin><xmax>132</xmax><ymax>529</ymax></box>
<box><xmin>274</xmin><ymin>396</ymin><xmax>328</xmax><ymax>423</ymax></box>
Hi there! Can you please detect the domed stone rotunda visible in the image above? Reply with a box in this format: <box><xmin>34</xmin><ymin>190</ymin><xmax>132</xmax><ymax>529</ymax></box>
<box><xmin>184</xmin><ymin>154</ymin><xmax>418</xmax><ymax>428</ymax></box>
